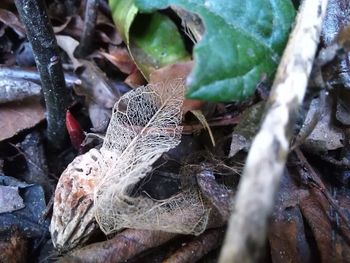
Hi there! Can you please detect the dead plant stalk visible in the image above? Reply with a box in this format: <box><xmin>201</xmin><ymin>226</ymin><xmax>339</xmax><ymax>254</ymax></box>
<box><xmin>219</xmin><ymin>1</ymin><xmax>329</xmax><ymax>262</ymax></box>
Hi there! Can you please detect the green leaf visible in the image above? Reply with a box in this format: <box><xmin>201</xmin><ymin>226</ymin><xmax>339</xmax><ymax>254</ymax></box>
<box><xmin>109</xmin><ymin>0</ymin><xmax>190</xmax><ymax>78</ymax></box>
<box><xmin>135</xmin><ymin>0</ymin><xmax>295</xmax><ymax>101</ymax></box>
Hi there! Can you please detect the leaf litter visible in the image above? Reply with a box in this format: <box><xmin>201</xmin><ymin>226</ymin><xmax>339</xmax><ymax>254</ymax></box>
<box><xmin>2</xmin><ymin>0</ymin><xmax>350</xmax><ymax>262</ymax></box>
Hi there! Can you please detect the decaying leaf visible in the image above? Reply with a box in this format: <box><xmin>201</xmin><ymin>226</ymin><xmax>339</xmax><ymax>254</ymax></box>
<box><xmin>0</xmin><ymin>185</ymin><xmax>25</xmax><ymax>213</ymax></box>
<box><xmin>229</xmin><ymin>101</ymin><xmax>265</xmax><ymax>157</ymax></box>
<box><xmin>51</xmin><ymin>79</ymin><xmax>210</xmax><ymax>251</ymax></box>
<box><xmin>99</xmin><ymin>46</ymin><xmax>136</xmax><ymax>74</ymax></box>
<box><xmin>0</xmin><ymin>98</ymin><xmax>45</xmax><ymax>141</ymax></box>
<box><xmin>0</xmin><ymin>9</ymin><xmax>25</xmax><ymax>38</ymax></box>
<box><xmin>95</xmin><ymin>79</ymin><xmax>209</xmax><ymax>235</ymax></box>
<box><xmin>149</xmin><ymin>61</ymin><xmax>206</xmax><ymax>113</ymax></box>
<box><xmin>109</xmin><ymin>0</ymin><xmax>190</xmax><ymax>78</ymax></box>
<box><xmin>163</xmin><ymin>228</ymin><xmax>224</xmax><ymax>263</ymax></box>
<box><xmin>303</xmin><ymin>97</ymin><xmax>344</xmax><ymax>154</ymax></box>
<box><xmin>59</xmin><ymin>229</ymin><xmax>176</xmax><ymax>263</ymax></box>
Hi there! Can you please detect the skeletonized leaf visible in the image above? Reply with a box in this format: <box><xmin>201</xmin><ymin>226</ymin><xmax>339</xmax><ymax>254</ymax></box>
<box><xmin>50</xmin><ymin>79</ymin><xmax>209</xmax><ymax>251</ymax></box>
<box><xmin>95</xmin><ymin>79</ymin><xmax>209</xmax><ymax>235</ymax></box>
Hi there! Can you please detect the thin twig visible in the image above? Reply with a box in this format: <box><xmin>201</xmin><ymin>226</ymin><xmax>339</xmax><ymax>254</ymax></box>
<box><xmin>76</xmin><ymin>0</ymin><xmax>99</xmax><ymax>58</ymax></box>
<box><xmin>0</xmin><ymin>66</ymin><xmax>78</xmax><ymax>86</ymax></box>
<box><xmin>15</xmin><ymin>0</ymin><xmax>69</xmax><ymax>149</ymax></box>
<box><xmin>219</xmin><ymin>1</ymin><xmax>329</xmax><ymax>262</ymax></box>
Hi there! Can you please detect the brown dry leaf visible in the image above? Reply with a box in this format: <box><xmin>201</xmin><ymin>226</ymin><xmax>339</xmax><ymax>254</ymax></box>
<box><xmin>124</xmin><ymin>68</ymin><xmax>146</xmax><ymax>88</ymax></box>
<box><xmin>269</xmin><ymin>172</ymin><xmax>312</xmax><ymax>263</ymax></box>
<box><xmin>270</xmin><ymin>174</ymin><xmax>350</xmax><ymax>263</ymax></box>
<box><xmin>0</xmin><ymin>9</ymin><xmax>25</xmax><ymax>38</ymax></box>
<box><xmin>53</xmin><ymin>16</ymin><xmax>84</xmax><ymax>40</ymax></box>
<box><xmin>299</xmin><ymin>190</ymin><xmax>350</xmax><ymax>263</ymax></box>
<box><xmin>99</xmin><ymin>46</ymin><xmax>135</xmax><ymax>74</ymax></box>
<box><xmin>149</xmin><ymin>61</ymin><xmax>205</xmax><ymax>113</ymax></box>
<box><xmin>0</xmin><ymin>77</ymin><xmax>41</xmax><ymax>103</ymax></box>
<box><xmin>163</xmin><ymin>229</ymin><xmax>224</xmax><ymax>263</ymax></box>
<box><xmin>0</xmin><ymin>98</ymin><xmax>45</xmax><ymax>141</ymax></box>
<box><xmin>95</xmin><ymin>13</ymin><xmax>122</xmax><ymax>45</ymax></box>
<box><xmin>88</xmin><ymin>102</ymin><xmax>111</xmax><ymax>132</ymax></box>
<box><xmin>59</xmin><ymin>229</ymin><xmax>176</xmax><ymax>263</ymax></box>
<box><xmin>229</xmin><ymin>101</ymin><xmax>265</xmax><ymax>157</ymax></box>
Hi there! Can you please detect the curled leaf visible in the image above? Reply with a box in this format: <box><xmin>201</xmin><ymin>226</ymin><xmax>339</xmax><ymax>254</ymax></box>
<box><xmin>109</xmin><ymin>0</ymin><xmax>190</xmax><ymax>79</ymax></box>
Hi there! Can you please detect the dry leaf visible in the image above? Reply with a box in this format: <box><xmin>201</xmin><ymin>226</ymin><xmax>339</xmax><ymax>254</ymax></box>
<box><xmin>124</xmin><ymin>69</ymin><xmax>146</xmax><ymax>88</ymax></box>
<box><xmin>0</xmin><ymin>98</ymin><xmax>45</xmax><ymax>141</ymax></box>
<box><xmin>0</xmin><ymin>185</ymin><xmax>25</xmax><ymax>213</ymax></box>
<box><xmin>51</xmin><ymin>79</ymin><xmax>209</xmax><ymax>251</ymax></box>
<box><xmin>149</xmin><ymin>61</ymin><xmax>205</xmax><ymax>113</ymax></box>
<box><xmin>56</xmin><ymin>35</ymin><xmax>83</xmax><ymax>70</ymax></box>
<box><xmin>99</xmin><ymin>46</ymin><xmax>135</xmax><ymax>74</ymax></box>
<box><xmin>0</xmin><ymin>9</ymin><xmax>25</xmax><ymax>38</ymax></box>
<box><xmin>95</xmin><ymin>79</ymin><xmax>209</xmax><ymax>235</ymax></box>
<box><xmin>76</xmin><ymin>60</ymin><xmax>119</xmax><ymax>108</ymax></box>
<box><xmin>59</xmin><ymin>229</ymin><xmax>176</xmax><ymax>263</ymax></box>
<box><xmin>303</xmin><ymin>97</ymin><xmax>344</xmax><ymax>153</ymax></box>
<box><xmin>53</xmin><ymin>16</ymin><xmax>84</xmax><ymax>40</ymax></box>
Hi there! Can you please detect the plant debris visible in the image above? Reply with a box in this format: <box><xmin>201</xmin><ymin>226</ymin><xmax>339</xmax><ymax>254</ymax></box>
<box><xmin>2</xmin><ymin>0</ymin><xmax>350</xmax><ymax>262</ymax></box>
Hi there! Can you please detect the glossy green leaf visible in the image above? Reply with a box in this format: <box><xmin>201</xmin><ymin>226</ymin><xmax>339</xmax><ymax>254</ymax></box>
<box><xmin>109</xmin><ymin>0</ymin><xmax>189</xmax><ymax>78</ymax></box>
<box><xmin>135</xmin><ymin>0</ymin><xmax>295</xmax><ymax>101</ymax></box>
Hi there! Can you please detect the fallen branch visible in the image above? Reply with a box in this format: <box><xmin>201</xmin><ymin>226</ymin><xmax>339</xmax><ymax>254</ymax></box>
<box><xmin>219</xmin><ymin>1</ymin><xmax>329</xmax><ymax>262</ymax></box>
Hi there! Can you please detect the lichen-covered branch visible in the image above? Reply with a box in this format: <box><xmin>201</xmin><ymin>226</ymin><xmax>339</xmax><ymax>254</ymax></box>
<box><xmin>15</xmin><ymin>0</ymin><xmax>68</xmax><ymax>148</ymax></box>
<box><xmin>219</xmin><ymin>1</ymin><xmax>329</xmax><ymax>262</ymax></box>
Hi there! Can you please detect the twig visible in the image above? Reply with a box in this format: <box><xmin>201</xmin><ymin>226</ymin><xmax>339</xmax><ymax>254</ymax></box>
<box><xmin>76</xmin><ymin>0</ymin><xmax>99</xmax><ymax>58</ymax></box>
<box><xmin>0</xmin><ymin>66</ymin><xmax>131</xmax><ymax>94</ymax></box>
<box><xmin>15</xmin><ymin>0</ymin><xmax>69</xmax><ymax>148</ymax></box>
<box><xmin>0</xmin><ymin>66</ymin><xmax>78</xmax><ymax>86</ymax></box>
<box><xmin>218</xmin><ymin>1</ymin><xmax>329</xmax><ymax>263</ymax></box>
<box><xmin>0</xmin><ymin>77</ymin><xmax>41</xmax><ymax>103</ymax></box>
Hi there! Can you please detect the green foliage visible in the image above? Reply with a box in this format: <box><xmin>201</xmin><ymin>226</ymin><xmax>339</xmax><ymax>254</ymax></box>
<box><xmin>135</xmin><ymin>0</ymin><xmax>295</xmax><ymax>101</ymax></box>
<box><xmin>109</xmin><ymin>0</ymin><xmax>189</xmax><ymax>78</ymax></box>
